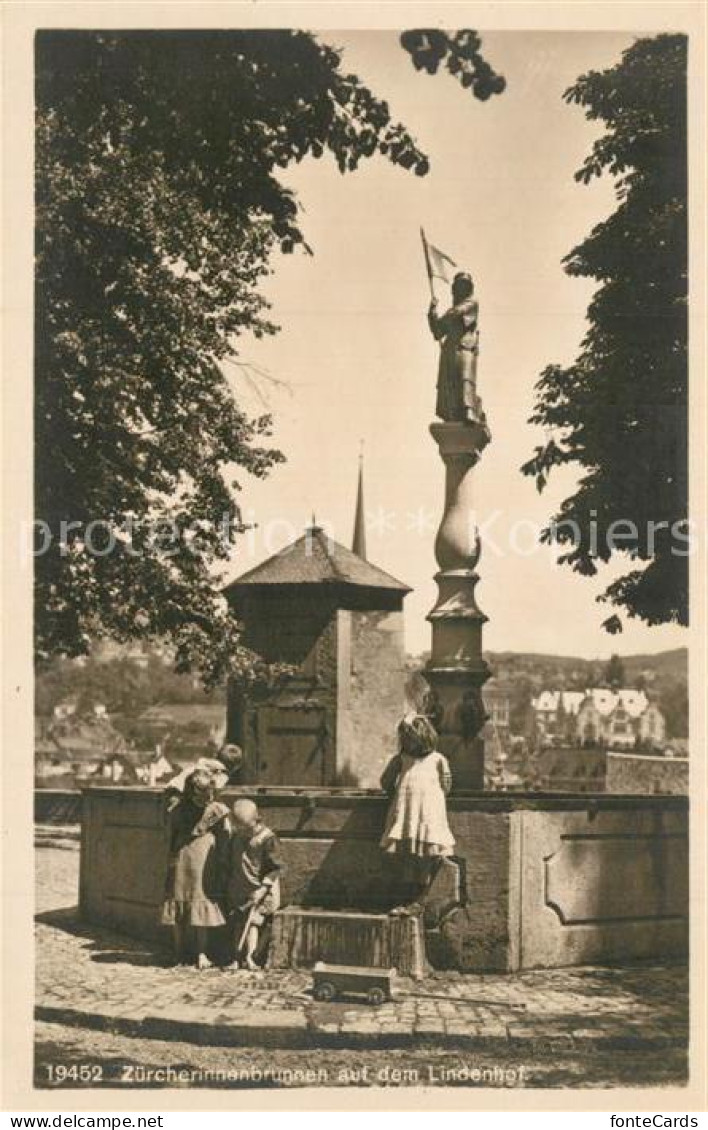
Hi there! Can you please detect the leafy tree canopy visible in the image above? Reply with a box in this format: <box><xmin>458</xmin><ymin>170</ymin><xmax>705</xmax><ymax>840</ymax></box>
<box><xmin>36</xmin><ymin>29</ymin><xmax>502</xmax><ymax>686</ymax></box>
<box><xmin>521</xmin><ymin>35</ymin><xmax>688</xmax><ymax>634</ymax></box>
<box><xmin>400</xmin><ymin>29</ymin><xmax>505</xmax><ymax>99</ymax></box>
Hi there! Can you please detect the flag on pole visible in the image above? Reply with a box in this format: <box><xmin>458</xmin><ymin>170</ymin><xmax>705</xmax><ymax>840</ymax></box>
<box><xmin>427</xmin><ymin>240</ymin><xmax>457</xmax><ymax>283</ymax></box>
<box><xmin>420</xmin><ymin>228</ymin><xmax>457</xmax><ymax>289</ymax></box>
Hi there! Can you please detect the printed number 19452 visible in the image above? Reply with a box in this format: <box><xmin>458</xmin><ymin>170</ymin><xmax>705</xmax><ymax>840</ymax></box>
<box><xmin>46</xmin><ymin>1064</ymin><xmax>104</xmax><ymax>1084</ymax></box>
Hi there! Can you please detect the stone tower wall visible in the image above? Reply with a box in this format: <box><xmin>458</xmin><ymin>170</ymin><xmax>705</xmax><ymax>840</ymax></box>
<box><xmin>335</xmin><ymin>607</ymin><xmax>406</xmax><ymax>788</ymax></box>
<box><xmin>227</xmin><ymin>590</ymin><xmax>406</xmax><ymax>786</ymax></box>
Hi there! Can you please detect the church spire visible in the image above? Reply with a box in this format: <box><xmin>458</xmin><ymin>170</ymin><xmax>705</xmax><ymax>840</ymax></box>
<box><xmin>352</xmin><ymin>442</ymin><xmax>367</xmax><ymax>560</ymax></box>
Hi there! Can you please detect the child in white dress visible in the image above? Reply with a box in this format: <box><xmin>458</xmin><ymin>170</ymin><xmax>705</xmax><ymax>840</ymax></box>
<box><xmin>380</xmin><ymin>713</ymin><xmax>454</xmax><ymax>916</ymax></box>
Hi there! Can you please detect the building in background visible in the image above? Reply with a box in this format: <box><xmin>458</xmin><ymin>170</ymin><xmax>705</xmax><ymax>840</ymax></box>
<box><xmin>529</xmin><ymin>688</ymin><xmax>666</xmax><ymax>752</ymax></box>
<box><xmin>97</xmin><ymin>749</ymin><xmax>174</xmax><ymax>785</ymax></box>
<box><xmin>482</xmin><ymin>677</ymin><xmax>513</xmax><ymax>738</ymax></box>
<box><xmin>35</xmin><ymin>705</ymin><xmax>127</xmax><ymax>788</ymax></box>
<box><xmin>224</xmin><ymin>522</ymin><xmax>410</xmax><ymax>789</ymax></box>
<box><xmin>527</xmin><ymin>690</ymin><xmax>585</xmax><ymax>748</ymax></box>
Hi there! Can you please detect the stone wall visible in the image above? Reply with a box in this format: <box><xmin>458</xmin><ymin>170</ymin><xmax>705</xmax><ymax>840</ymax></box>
<box><xmin>606</xmin><ymin>752</ymin><xmax>688</xmax><ymax>795</ymax></box>
<box><xmin>35</xmin><ymin>788</ymin><xmax>82</xmax><ymax>824</ymax></box>
<box><xmin>533</xmin><ymin>747</ymin><xmax>607</xmax><ymax>793</ymax></box>
<box><xmin>79</xmin><ymin>787</ymin><xmax>688</xmax><ymax>972</ymax></box>
<box><xmin>516</xmin><ymin>803</ymin><xmax>687</xmax><ymax>967</ymax></box>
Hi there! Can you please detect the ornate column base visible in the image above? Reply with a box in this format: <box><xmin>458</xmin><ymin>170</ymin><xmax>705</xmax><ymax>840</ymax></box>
<box><xmin>425</xmin><ymin>573</ymin><xmax>490</xmax><ymax>790</ymax></box>
<box><xmin>425</xmin><ymin>420</ymin><xmax>491</xmax><ymax>792</ymax></box>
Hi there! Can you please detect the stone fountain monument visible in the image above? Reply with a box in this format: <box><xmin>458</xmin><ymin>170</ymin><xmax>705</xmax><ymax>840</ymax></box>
<box><xmin>424</xmin><ymin>271</ymin><xmax>491</xmax><ymax>790</ymax></box>
<box><xmin>77</xmin><ymin>262</ymin><xmax>689</xmax><ymax>978</ymax></box>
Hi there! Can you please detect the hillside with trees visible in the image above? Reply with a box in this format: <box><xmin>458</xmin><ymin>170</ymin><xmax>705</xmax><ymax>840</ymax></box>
<box><xmin>407</xmin><ymin>646</ymin><xmax>688</xmax><ymax>739</ymax></box>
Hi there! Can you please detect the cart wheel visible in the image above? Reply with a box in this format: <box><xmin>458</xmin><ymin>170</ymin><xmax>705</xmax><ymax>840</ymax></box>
<box><xmin>367</xmin><ymin>986</ymin><xmax>387</xmax><ymax>1006</ymax></box>
<box><xmin>314</xmin><ymin>980</ymin><xmax>336</xmax><ymax>1002</ymax></box>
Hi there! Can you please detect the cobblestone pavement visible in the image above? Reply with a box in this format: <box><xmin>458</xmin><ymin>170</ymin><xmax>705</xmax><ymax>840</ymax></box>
<box><xmin>35</xmin><ymin>830</ymin><xmax>689</xmax><ymax>1089</ymax></box>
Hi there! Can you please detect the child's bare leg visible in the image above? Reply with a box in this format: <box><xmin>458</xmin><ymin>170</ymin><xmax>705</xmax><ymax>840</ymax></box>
<box><xmin>391</xmin><ymin>855</ymin><xmax>418</xmax><ymax>915</ymax></box>
<box><xmin>195</xmin><ymin>927</ymin><xmax>212</xmax><ymax>970</ymax></box>
<box><xmin>243</xmin><ymin>924</ymin><xmax>260</xmax><ymax>970</ymax></box>
<box><xmin>226</xmin><ymin>914</ymin><xmax>242</xmax><ymax>969</ymax></box>
<box><xmin>173</xmin><ymin>922</ymin><xmax>187</xmax><ymax>964</ymax></box>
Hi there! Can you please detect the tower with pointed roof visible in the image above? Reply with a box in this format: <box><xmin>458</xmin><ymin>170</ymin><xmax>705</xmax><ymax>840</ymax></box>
<box><xmin>352</xmin><ymin>445</ymin><xmax>367</xmax><ymax>560</ymax></box>
<box><xmin>224</xmin><ymin>516</ymin><xmax>410</xmax><ymax>788</ymax></box>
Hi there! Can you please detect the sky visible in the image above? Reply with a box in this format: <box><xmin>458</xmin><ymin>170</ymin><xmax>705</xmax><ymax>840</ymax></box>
<box><xmin>221</xmin><ymin>29</ymin><xmax>689</xmax><ymax>660</ymax></box>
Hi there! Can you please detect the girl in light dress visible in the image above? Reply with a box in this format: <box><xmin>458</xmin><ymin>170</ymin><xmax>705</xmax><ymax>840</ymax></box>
<box><xmin>380</xmin><ymin>713</ymin><xmax>454</xmax><ymax>916</ymax></box>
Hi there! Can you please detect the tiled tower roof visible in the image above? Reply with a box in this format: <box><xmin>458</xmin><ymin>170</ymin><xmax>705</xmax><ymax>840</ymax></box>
<box><xmin>224</xmin><ymin>526</ymin><xmax>410</xmax><ymax>595</ymax></box>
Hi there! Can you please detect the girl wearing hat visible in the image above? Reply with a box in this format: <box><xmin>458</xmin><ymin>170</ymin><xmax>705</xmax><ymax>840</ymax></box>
<box><xmin>161</xmin><ymin>768</ymin><xmax>230</xmax><ymax>968</ymax></box>
<box><xmin>380</xmin><ymin>713</ymin><xmax>455</xmax><ymax>916</ymax></box>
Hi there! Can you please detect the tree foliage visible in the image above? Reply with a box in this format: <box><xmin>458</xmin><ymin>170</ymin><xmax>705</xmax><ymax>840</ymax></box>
<box><xmin>400</xmin><ymin>29</ymin><xmax>506</xmax><ymax>100</ymax></box>
<box><xmin>658</xmin><ymin>676</ymin><xmax>688</xmax><ymax>739</ymax></box>
<box><xmin>35</xmin><ymin>30</ymin><xmax>430</xmax><ymax>682</ymax></box>
<box><xmin>36</xmin><ymin>29</ymin><xmax>503</xmax><ymax>683</ymax></box>
<box><xmin>521</xmin><ymin>35</ymin><xmax>688</xmax><ymax>633</ymax></box>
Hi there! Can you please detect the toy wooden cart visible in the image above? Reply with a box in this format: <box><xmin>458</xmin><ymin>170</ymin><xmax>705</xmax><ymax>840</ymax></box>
<box><xmin>312</xmin><ymin>962</ymin><xmax>396</xmax><ymax>1005</ymax></box>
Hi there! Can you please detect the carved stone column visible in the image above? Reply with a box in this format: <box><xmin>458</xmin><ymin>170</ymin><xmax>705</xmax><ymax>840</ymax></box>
<box><xmin>425</xmin><ymin>419</ymin><xmax>491</xmax><ymax>790</ymax></box>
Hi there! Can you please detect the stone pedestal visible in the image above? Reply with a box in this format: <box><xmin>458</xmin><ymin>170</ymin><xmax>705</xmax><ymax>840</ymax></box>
<box><xmin>425</xmin><ymin>419</ymin><xmax>491</xmax><ymax>790</ymax></box>
<box><xmin>270</xmin><ymin>908</ymin><xmax>427</xmax><ymax>979</ymax></box>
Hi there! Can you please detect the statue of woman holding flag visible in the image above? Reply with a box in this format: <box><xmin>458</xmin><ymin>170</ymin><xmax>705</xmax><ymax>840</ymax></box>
<box><xmin>421</xmin><ymin>230</ymin><xmax>484</xmax><ymax>426</ymax></box>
